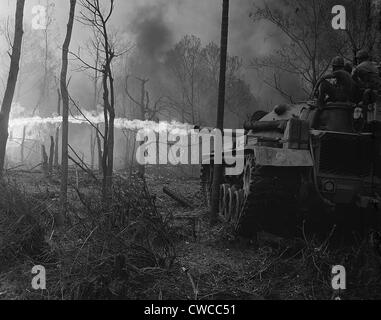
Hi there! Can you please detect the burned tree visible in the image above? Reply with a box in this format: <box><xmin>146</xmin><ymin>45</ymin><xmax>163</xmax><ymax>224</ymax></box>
<box><xmin>250</xmin><ymin>0</ymin><xmax>338</xmax><ymax>101</ymax></box>
<box><xmin>210</xmin><ymin>0</ymin><xmax>230</xmax><ymax>223</ymax></box>
<box><xmin>77</xmin><ymin>0</ymin><xmax>120</xmax><ymax>200</ymax></box>
<box><xmin>54</xmin><ymin>88</ymin><xmax>61</xmax><ymax>168</ymax></box>
<box><xmin>60</xmin><ymin>0</ymin><xmax>77</xmax><ymax>221</ymax></box>
<box><xmin>125</xmin><ymin>75</ymin><xmax>172</xmax><ymax>177</ymax></box>
<box><xmin>125</xmin><ymin>76</ymin><xmax>149</xmax><ymax>178</ymax></box>
<box><xmin>0</xmin><ymin>0</ymin><xmax>25</xmax><ymax>176</ymax></box>
<box><xmin>90</xmin><ymin>33</ymin><xmax>101</xmax><ymax>171</ymax></box>
<box><xmin>49</xmin><ymin>136</ymin><xmax>55</xmax><ymax>174</ymax></box>
<box><xmin>166</xmin><ymin>35</ymin><xmax>203</xmax><ymax>124</ymax></box>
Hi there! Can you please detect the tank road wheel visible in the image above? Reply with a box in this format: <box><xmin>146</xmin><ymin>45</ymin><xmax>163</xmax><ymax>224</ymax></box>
<box><xmin>243</xmin><ymin>154</ymin><xmax>255</xmax><ymax>199</ymax></box>
<box><xmin>233</xmin><ymin>189</ymin><xmax>244</xmax><ymax>222</ymax></box>
<box><xmin>200</xmin><ymin>164</ymin><xmax>213</xmax><ymax>208</ymax></box>
<box><xmin>236</xmin><ymin>166</ymin><xmax>300</xmax><ymax>239</ymax></box>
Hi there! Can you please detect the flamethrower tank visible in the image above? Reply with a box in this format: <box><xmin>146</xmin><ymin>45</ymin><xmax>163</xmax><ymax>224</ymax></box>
<box><xmin>201</xmin><ymin>100</ymin><xmax>381</xmax><ymax>240</ymax></box>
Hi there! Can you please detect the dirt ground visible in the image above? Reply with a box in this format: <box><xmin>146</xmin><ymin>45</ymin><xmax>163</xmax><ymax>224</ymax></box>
<box><xmin>0</xmin><ymin>166</ymin><xmax>381</xmax><ymax>300</ymax></box>
<box><xmin>138</xmin><ymin>167</ymin><xmax>381</xmax><ymax>300</ymax></box>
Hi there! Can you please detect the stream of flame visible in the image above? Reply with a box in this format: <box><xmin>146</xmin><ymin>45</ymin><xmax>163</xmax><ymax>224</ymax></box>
<box><xmin>9</xmin><ymin>114</ymin><xmax>193</xmax><ymax>134</ymax></box>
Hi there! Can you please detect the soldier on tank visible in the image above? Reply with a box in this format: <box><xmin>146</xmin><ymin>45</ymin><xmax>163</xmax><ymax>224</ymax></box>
<box><xmin>352</xmin><ymin>50</ymin><xmax>381</xmax><ymax>90</ymax></box>
<box><xmin>352</xmin><ymin>50</ymin><xmax>381</xmax><ymax>106</ymax></box>
<box><xmin>316</xmin><ymin>56</ymin><xmax>359</xmax><ymax>106</ymax></box>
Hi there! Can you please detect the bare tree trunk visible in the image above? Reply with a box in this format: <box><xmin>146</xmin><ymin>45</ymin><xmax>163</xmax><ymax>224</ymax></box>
<box><xmin>49</xmin><ymin>136</ymin><xmax>54</xmax><ymax>174</ymax></box>
<box><xmin>106</xmin><ymin>71</ymin><xmax>115</xmax><ymax>195</ymax></box>
<box><xmin>20</xmin><ymin>126</ymin><xmax>26</xmax><ymax>164</ymax></box>
<box><xmin>78</xmin><ymin>0</ymin><xmax>116</xmax><ymax>200</ymax></box>
<box><xmin>0</xmin><ymin>0</ymin><xmax>25</xmax><ymax>176</ymax></box>
<box><xmin>59</xmin><ymin>0</ymin><xmax>76</xmax><ymax>225</ymax></box>
<box><xmin>138</xmin><ymin>79</ymin><xmax>148</xmax><ymax>178</ymax></box>
<box><xmin>54</xmin><ymin>129</ymin><xmax>60</xmax><ymax>169</ymax></box>
<box><xmin>210</xmin><ymin>0</ymin><xmax>229</xmax><ymax>224</ymax></box>
<box><xmin>124</xmin><ymin>131</ymin><xmax>130</xmax><ymax>171</ymax></box>
<box><xmin>41</xmin><ymin>145</ymin><xmax>49</xmax><ymax>175</ymax></box>
<box><xmin>54</xmin><ymin>89</ymin><xmax>61</xmax><ymax>168</ymax></box>
<box><xmin>101</xmin><ymin>64</ymin><xmax>115</xmax><ymax>200</ymax></box>
<box><xmin>90</xmin><ymin>129</ymin><xmax>95</xmax><ymax>170</ymax></box>
<box><xmin>15</xmin><ymin>51</ymin><xmax>24</xmax><ymax>102</ymax></box>
<box><xmin>102</xmin><ymin>72</ymin><xmax>109</xmax><ymax>198</ymax></box>
<box><xmin>130</xmin><ymin>131</ymin><xmax>137</xmax><ymax>178</ymax></box>
<box><xmin>90</xmin><ymin>41</ymin><xmax>100</xmax><ymax>170</ymax></box>
<box><xmin>96</xmin><ymin>124</ymin><xmax>103</xmax><ymax>175</ymax></box>
<box><xmin>106</xmin><ymin>115</ymin><xmax>115</xmax><ymax>194</ymax></box>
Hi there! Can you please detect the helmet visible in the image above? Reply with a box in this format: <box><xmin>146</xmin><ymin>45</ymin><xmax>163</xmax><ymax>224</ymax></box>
<box><xmin>356</xmin><ymin>50</ymin><xmax>369</xmax><ymax>61</ymax></box>
<box><xmin>332</xmin><ymin>56</ymin><xmax>344</xmax><ymax>68</ymax></box>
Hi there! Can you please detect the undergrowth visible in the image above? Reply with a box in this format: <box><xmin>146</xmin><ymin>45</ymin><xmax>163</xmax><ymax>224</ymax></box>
<box><xmin>0</xmin><ymin>173</ymin><xmax>380</xmax><ymax>300</ymax></box>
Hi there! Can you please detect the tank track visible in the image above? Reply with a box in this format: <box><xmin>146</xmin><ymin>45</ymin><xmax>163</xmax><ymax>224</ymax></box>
<box><xmin>201</xmin><ymin>159</ymin><xmax>301</xmax><ymax>239</ymax></box>
<box><xmin>236</xmin><ymin>161</ymin><xmax>301</xmax><ymax>239</ymax></box>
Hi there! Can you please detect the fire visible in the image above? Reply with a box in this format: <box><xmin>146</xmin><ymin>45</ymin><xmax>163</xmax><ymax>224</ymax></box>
<box><xmin>9</xmin><ymin>114</ymin><xmax>193</xmax><ymax>134</ymax></box>
<box><xmin>8</xmin><ymin>103</ymin><xmax>193</xmax><ymax>134</ymax></box>
<box><xmin>6</xmin><ymin>110</ymin><xmax>195</xmax><ymax>167</ymax></box>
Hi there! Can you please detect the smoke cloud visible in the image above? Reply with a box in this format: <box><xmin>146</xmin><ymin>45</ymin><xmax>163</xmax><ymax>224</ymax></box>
<box><xmin>130</xmin><ymin>3</ymin><xmax>173</xmax><ymax>64</ymax></box>
<box><xmin>0</xmin><ymin>0</ymin><xmax>285</xmax><ymax>113</ymax></box>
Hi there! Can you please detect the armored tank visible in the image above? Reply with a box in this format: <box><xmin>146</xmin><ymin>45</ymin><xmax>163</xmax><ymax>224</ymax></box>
<box><xmin>201</xmin><ymin>100</ymin><xmax>381</xmax><ymax>239</ymax></box>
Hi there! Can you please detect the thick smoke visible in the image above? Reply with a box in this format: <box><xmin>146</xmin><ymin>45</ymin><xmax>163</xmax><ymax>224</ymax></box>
<box><xmin>126</xmin><ymin>0</ymin><xmax>265</xmax><ymax>67</ymax></box>
<box><xmin>129</xmin><ymin>3</ymin><xmax>174</xmax><ymax>66</ymax></box>
<box><xmin>123</xmin><ymin>0</ymin><xmax>287</xmax><ymax>109</ymax></box>
<box><xmin>125</xmin><ymin>1</ymin><xmax>178</xmax><ymax>102</ymax></box>
<box><xmin>0</xmin><ymin>0</ymin><xmax>286</xmax><ymax>113</ymax></box>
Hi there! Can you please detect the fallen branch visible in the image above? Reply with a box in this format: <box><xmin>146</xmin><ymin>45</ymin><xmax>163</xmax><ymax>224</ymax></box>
<box><xmin>68</xmin><ymin>155</ymin><xmax>98</xmax><ymax>182</ymax></box>
<box><xmin>5</xmin><ymin>164</ymin><xmax>26</xmax><ymax>172</ymax></box>
<box><xmin>69</xmin><ymin>94</ymin><xmax>104</xmax><ymax>140</ymax></box>
<box><xmin>163</xmin><ymin>187</ymin><xmax>194</xmax><ymax>209</ymax></box>
<box><xmin>68</xmin><ymin>144</ymin><xmax>98</xmax><ymax>181</ymax></box>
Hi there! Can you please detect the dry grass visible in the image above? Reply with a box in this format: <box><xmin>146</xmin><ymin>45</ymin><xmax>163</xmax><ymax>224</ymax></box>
<box><xmin>0</xmin><ymin>181</ymin><xmax>51</xmax><ymax>266</ymax></box>
<box><xmin>0</xmin><ymin>168</ymin><xmax>380</xmax><ymax>300</ymax></box>
<box><xmin>0</xmin><ymin>172</ymin><xmax>177</xmax><ymax>300</ymax></box>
